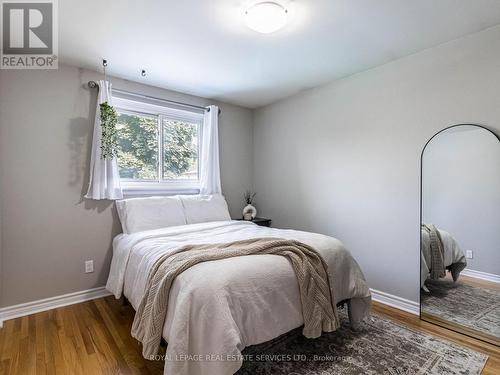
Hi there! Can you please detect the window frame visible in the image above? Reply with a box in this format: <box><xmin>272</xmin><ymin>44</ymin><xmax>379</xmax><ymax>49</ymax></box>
<box><xmin>112</xmin><ymin>95</ymin><xmax>203</xmax><ymax>196</ymax></box>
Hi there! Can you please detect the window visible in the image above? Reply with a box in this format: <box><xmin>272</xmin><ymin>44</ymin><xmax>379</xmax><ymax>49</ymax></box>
<box><xmin>113</xmin><ymin>95</ymin><xmax>203</xmax><ymax>195</ymax></box>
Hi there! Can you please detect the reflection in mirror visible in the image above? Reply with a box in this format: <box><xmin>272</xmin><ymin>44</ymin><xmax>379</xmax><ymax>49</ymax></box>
<box><xmin>420</xmin><ymin>124</ymin><xmax>500</xmax><ymax>346</ymax></box>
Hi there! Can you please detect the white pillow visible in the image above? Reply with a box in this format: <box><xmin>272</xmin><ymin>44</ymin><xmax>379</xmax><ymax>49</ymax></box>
<box><xmin>116</xmin><ymin>196</ymin><xmax>186</xmax><ymax>234</ymax></box>
<box><xmin>179</xmin><ymin>194</ymin><xmax>231</xmax><ymax>224</ymax></box>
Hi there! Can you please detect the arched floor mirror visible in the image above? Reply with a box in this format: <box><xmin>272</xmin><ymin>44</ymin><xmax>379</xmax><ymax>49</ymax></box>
<box><xmin>420</xmin><ymin>124</ymin><xmax>500</xmax><ymax>346</ymax></box>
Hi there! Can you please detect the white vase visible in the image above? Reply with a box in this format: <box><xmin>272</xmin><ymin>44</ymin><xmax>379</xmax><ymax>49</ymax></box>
<box><xmin>243</xmin><ymin>204</ymin><xmax>257</xmax><ymax>220</ymax></box>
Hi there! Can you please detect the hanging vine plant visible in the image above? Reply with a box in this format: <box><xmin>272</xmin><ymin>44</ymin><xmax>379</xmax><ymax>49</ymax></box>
<box><xmin>100</xmin><ymin>101</ymin><xmax>118</xmax><ymax>159</ymax></box>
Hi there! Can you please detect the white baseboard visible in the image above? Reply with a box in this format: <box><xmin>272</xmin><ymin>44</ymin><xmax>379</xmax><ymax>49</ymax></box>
<box><xmin>370</xmin><ymin>288</ymin><xmax>420</xmax><ymax>316</ymax></box>
<box><xmin>0</xmin><ymin>286</ymin><xmax>111</xmax><ymax>328</ymax></box>
<box><xmin>461</xmin><ymin>268</ymin><xmax>500</xmax><ymax>284</ymax></box>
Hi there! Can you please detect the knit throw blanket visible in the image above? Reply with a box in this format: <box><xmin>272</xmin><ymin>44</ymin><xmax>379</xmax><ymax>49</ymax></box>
<box><xmin>131</xmin><ymin>238</ymin><xmax>339</xmax><ymax>358</ymax></box>
<box><xmin>423</xmin><ymin>224</ymin><xmax>446</xmax><ymax>280</ymax></box>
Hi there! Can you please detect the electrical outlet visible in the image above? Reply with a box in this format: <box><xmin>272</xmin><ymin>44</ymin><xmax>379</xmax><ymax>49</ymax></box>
<box><xmin>85</xmin><ymin>260</ymin><xmax>94</xmax><ymax>273</ymax></box>
<box><xmin>466</xmin><ymin>250</ymin><xmax>473</xmax><ymax>259</ymax></box>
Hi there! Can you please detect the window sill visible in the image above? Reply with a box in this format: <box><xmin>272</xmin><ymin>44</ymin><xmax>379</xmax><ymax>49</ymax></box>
<box><xmin>121</xmin><ymin>182</ymin><xmax>200</xmax><ymax>197</ymax></box>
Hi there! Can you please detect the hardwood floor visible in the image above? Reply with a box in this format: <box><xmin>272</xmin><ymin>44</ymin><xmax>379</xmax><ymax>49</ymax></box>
<box><xmin>460</xmin><ymin>274</ymin><xmax>500</xmax><ymax>291</ymax></box>
<box><xmin>443</xmin><ymin>272</ymin><xmax>500</xmax><ymax>291</ymax></box>
<box><xmin>0</xmin><ymin>297</ymin><xmax>498</xmax><ymax>374</ymax></box>
<box><xmin>0</xmin><ymin>297</ymin><xmax>165</xmax><ymax>375</ymax></box>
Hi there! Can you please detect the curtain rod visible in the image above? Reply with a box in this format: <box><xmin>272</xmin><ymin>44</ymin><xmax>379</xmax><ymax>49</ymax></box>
<box><xmin>87</xmin><ymin>80</ymin><xmax>221</xmax><ymax>114</ymax></box>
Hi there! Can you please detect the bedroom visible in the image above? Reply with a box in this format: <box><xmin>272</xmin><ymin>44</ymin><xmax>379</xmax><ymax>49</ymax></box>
<box><xmin>0</xmin><ymin>0</ymin><xmax>499</xmax><ymax>374</ymax></box>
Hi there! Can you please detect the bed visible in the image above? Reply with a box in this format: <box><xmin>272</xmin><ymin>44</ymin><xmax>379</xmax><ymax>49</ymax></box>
<box><xmin>420</xmin><ymin>224</ymin><xmax>467</xmax><ymax>288</ymax></box>
<box><xmin>106</xmin><ymin>195</ymin><xmax>372</xmax><ymax>375</ymax></box>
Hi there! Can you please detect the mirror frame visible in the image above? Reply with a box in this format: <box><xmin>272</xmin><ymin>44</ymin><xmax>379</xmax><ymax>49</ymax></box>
<box><xmin>419</xmin><ymin>123</ymin><xmax>500</xmax><ymax>347</ymax></box>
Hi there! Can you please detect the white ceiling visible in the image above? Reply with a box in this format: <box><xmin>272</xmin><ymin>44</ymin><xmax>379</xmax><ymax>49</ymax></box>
<box><xmin>60</xmin><ymin>0</ymin><xmax>500</xmax><ymax>108</ymax></box>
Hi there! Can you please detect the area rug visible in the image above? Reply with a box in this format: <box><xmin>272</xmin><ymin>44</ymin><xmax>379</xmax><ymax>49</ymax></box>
<box><xmin>236</xmin><ymin>308</ymin><xmax>487</xmax><ymax>375</ymax></box>
<box><xmin>421</xmin><ymin>279</ymin><xmax>500</xmax><ymax>340</ymax></box>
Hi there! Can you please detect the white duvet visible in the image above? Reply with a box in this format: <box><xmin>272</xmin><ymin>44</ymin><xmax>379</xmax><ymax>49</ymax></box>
<box><xmin>106</xmin><ymin>220</ymin><xmax>371</xmax><ymax>375</ymax></box>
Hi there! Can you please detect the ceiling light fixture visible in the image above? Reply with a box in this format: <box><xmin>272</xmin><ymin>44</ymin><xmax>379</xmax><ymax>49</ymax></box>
<box><xmin>245</xmin><ymin>1</ymin><xmax>288</xmax><ymax>34</ymax></box>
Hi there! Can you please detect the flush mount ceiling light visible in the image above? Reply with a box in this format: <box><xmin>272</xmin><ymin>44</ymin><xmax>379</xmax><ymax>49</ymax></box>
<box><xmin>245</xmin><ymin>1</ymin><xmax>288</xmax><ymax>34</ymax></box>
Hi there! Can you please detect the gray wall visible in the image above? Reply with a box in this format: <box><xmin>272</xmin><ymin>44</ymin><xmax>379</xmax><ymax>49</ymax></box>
<box><xmin>2</xmin><ymin>25</ymin><xmax>500</xmax><ymax>308</ymax></box>
<box><xmin>423</xmin><ymin>126</ymin><xmax>500</xmax><ymax>275</ymax></box>
<box><xmin>253</xmin><ymin>25</ymin><xmax>500</xmax><ymax>303</ymax></box>
<box><xmin>0</xmin><ymin>64</ymin><xmax>253</xmax><ymax>307</ymax></box>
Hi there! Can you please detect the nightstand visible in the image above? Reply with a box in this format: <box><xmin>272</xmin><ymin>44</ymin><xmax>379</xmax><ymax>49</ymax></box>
<box><xmin>237</xmin><ymin>217</ymin><xmax>272</xmax><ymax>227</ymax></box>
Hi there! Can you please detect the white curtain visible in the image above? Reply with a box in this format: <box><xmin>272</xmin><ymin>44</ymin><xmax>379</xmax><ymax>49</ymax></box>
<box><xmin>85</xmin><ymin>80</ymin><xmax>123</xmax><ymax>200</ymax></box>
<box><xmin>199</xmin><ymin>105</ymin><xmax>222</xmax><ymax>195</ymax></box>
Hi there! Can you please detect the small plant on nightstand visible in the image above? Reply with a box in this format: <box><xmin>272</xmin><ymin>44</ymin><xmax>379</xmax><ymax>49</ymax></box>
<box><xmin>243</xmin><ymin>190</ymin><xmax>257</xmax><ymax>220</ymax></box>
